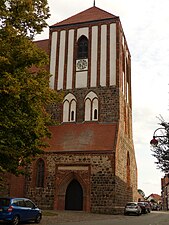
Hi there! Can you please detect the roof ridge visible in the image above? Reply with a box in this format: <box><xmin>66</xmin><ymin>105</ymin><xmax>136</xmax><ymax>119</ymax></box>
<box><xmin>50</xmin><ymin>6</ymin><xmax>118</xmax><ymax>27</ymax></box>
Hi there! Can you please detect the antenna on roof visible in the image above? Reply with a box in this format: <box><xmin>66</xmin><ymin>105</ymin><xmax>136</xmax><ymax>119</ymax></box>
<box><xmin>93</xmin><ymin>0</ymin><xmax>96</xmax><ymax>6</ymax></box>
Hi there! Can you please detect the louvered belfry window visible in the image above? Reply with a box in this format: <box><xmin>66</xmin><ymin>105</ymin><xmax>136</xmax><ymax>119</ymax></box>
<box><xmin>77</xmin><ymin>36</ymin><xmax>88</xmax><ymax>59</ymax></box>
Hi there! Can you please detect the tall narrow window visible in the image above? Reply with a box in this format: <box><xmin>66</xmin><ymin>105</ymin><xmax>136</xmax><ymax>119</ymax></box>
<box><xmin>127</xmin><ymin>152</ymin><xmax>130</xmax><ymax>187</ymax></box>
<box><xmin>94</xmin><ymin>109</ymin><xmax>98</xmax><ymax>120</ymax></box>
<box><xmin>92</xmin><ymin>98</ymin><xmax>98</xmax><ymax>121</ymax></box>
<box><xmin>126</xmin><ymin>61</ymin><xmax>130</xmax><ymax>104</ymax></box>
<box><xmin>36</xmin><ymin>159</ymin><xmax>45</xmax><ymax>188</ymax></box>
<box><xmin>71</xmin><ymin>111</ymin><xmax>74</xmax><ymax>121</ymax></box>
<box><xmin>122</xmin><ymin>72</ymin><xmax>125</xmax><ymax>95</ymax></box>
<box><xmin>85</xmin><ymin>98</ymin><xmax>91</xmax><ymax>121</ymax></box>
<box><xmin>63</xmin><ymin>100</ymin><xmax>69</xmax><ymax>122</ymax></box>
<box><xmin>77</xmin><ymin>36</ymin><xmax>88</xmax><ymax>59</ymax></box>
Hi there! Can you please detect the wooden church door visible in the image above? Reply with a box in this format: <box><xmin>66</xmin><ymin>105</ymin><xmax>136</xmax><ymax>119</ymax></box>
<box><xmin>65</xmin><ymin>179</ymin><xmax>83</xmax><ymax>210</ymax></box>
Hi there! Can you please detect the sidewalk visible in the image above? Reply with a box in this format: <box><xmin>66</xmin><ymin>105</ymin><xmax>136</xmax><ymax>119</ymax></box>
<box><xmin>42</xmin><ymin>210</ymin><xmax>123</xmax><ymax>223</ymax></box>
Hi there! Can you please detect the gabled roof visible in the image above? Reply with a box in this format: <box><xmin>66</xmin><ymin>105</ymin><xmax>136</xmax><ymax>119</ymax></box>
<box><xmin>45</xmin><ymin>123</ymin><xmax>117</xmax><ymax>152</ymax></box>
<box><xmin>51</xmin><ymin>6</ymin><xmax>118</xmax><ymax>27</ymax></box>
<box><xmin>31</xmin><ymin>39</ymin><xmax>49</xmax><ymax>73</ymax></box>
<box><xmin>34</xmin><ymin>39</ymin><xmax>49</xmax><ymax>55</ymax></box>
<box><xmin>147</xmin><ymin>194</ymin><xmax>161</xmax><ymax>201</ymax></box>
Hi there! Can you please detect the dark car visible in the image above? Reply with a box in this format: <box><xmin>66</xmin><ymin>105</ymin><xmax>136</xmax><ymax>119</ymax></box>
<box><xmin>0</xmin><ymin>197</ymin><xmax>42</xmax><ymax>225</ymax></box>
<box><xmin>152</xmin><ymin>203</ymin><xmax>160</xmax><ymax>211</ymax></box>
<box><xmin>138</xmin><ymin>202</ymin><xmax>147</xmax><ymax>214</ymax></box>
<box><xmin>144</xmin><ymin>201</ymin><xmax>151</xmax><ymax>213</ymax></box>
<box><xmin>138</xmin><ymin>201</ymin><xmax>151</xmax><ymax>214</ymax></box>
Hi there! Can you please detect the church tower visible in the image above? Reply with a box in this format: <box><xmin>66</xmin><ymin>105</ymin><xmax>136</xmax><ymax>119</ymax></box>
<box><xmin>10</xmin><ymin>5</ymin><xmax>138</xmax><ymax>214</ymax></box>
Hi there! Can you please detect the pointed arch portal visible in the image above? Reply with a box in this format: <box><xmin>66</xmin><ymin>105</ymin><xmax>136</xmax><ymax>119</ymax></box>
<box><xmin>65</xmin><ymin>179</ymin><xmax>83</xmax><ymax>210</ymax></box>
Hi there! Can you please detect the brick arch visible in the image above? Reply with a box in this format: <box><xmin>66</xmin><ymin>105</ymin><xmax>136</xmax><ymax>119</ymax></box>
<box><xmin>31</xmin><ymin>157</ymin><xmax>47</xmax><ymax>188</ymax></box>
<box><xmin>36</xmin><ymin>158</ymin><xmax>45</xmax><ymax>188</ymax></box>
<box><xmin>65</xmin><ymin>179</ymin><xmax>83</xmax><ymax>210</ymax></box>
<box><xmin>54</xmin><ymin>171</ymin><xmax>90</xmax><ymax>211</ymax></box>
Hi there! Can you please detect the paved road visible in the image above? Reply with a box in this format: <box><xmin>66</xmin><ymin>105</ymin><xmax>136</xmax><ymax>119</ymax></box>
<box><xmin>40</xmin><ymin>211</ymin><xmax>169</xmax><ymax>225</ymax></box>
<box><xmin>1</xmin><ymin>210</ymin><xmax>169</xmax><ymax>225</ymax></box>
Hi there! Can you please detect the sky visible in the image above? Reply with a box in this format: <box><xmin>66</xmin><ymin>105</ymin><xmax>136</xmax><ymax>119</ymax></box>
<box><xmin>35</xmin><ymin>0</ymin><xmax>169</xmax><ymax>197</ymax></box>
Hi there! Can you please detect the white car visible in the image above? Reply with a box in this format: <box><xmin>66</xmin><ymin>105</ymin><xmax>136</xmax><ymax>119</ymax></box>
<box><xmin>124</xmin><ymin>202</ymin><xmax>142</xmax><ymax>216</ymax></box>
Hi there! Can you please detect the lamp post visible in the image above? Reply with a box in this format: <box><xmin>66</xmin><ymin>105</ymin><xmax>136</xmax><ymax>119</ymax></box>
<box><xmin>150</xmin><ymin>127</ymin><xmax>167</xmax><ymax>147</ymax></box>
<box><xmin>150</xmin><ymin>122</ymin><xmax>169</xmax><ymax>211</ymax></box>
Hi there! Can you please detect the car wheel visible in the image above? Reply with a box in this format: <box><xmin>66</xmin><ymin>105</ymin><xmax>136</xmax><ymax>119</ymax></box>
<box><xmin>11</xmin><ymin>215</ymin><xmax>20</xmax><ymax>225</ymax></box>
<box><xmin>35</xmin><ymin>213</ymin><xmax>42</xmax><ymax>223</ymax></box>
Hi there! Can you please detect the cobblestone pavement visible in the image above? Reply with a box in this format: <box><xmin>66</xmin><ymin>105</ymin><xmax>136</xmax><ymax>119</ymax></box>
<box><xmin>32</xmin><ymin>211</ymin><xmax>169</xmax><ymax>225</ymax></box>
<box><xmin>37</xmin><ymin>210</ymin><xmax>123</xmax><ymax>225</ymax></box>
<box><xmin>1</xmin><ymin>211</ymin><xmax>167</xmax><ymax>225</ymax></box>
<box><xmin>0</xmin><ymin>210</ymin><xmax>125</xmax><ymax>225</ymax></box>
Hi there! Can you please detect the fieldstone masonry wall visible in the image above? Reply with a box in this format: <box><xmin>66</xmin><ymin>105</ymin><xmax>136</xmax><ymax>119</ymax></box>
<box><xmin>48</xmin><ymin>86</ymin><xmax>120</xmax><ymax>123</ymax></box>
<box><xmin>25</xmin><ymin>153</ymin><xmax>116</xmax><ymax>213</ymax></box>
<box><xmin>24</xmin><ymin>148</ymin><xmax>136</xmax><ymax>214</ymax></box>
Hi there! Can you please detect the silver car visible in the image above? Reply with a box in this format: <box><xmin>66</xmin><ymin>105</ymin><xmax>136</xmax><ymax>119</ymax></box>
<box><xmin>124</xmin><ymin>202</ymin><xmax>142</xmax><ymax>216</ymax></box>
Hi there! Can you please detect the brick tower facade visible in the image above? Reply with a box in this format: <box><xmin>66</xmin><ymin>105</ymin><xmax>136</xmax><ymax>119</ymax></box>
<box><xmin>4</xmin><ymin>6</ymin><xmax>138</xmax><ymax>214</ymax></box>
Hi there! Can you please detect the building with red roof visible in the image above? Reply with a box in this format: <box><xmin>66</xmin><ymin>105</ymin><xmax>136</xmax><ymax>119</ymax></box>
<box><xmin>6</xmin><ymin>4</ymin><xmax>137</xmax><ymax>214</ymax></box>
<box><xmin>161</xmin><ymin>175</ymin><xmax>169</xmax><ymax>210</ymax></box>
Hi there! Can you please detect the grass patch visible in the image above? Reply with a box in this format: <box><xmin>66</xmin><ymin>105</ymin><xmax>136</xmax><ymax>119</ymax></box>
<box><xmin>43</xmin><ymin>211</ymin><xmax>58</xmax><ymax>216</ymax></box>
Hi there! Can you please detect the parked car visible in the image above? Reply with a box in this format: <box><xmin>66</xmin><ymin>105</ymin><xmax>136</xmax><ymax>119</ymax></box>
<box><xmin>152</xmin><ymin>203</ymin><xmax>160</xmax><ymax>211</ymax></box>
<box><xmin>138</xmin><ymin>202</ymin><xmax>148</xmax><ymax>214</ymax></box>
<box><xmin>0</xmin><ymin>197</ymin><xmax>42</xmax><ymax>225</ymax></box>
<box><xmin>138</xmin><ymin>201</ymin><xmax>151</xmax><ymax>213</ymax></box>
<box><xmin>124</xmin><ymin>202</ymin><xmax>142</xmax><ymax>216</ymax></box>
<box><xmin>144</xmin><ymin>201</ymin><xmax>151</xmax><ymax>213</ymax></box>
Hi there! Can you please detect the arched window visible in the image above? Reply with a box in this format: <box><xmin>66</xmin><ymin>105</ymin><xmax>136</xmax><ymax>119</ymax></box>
<box><xmin>70</xmin><ymin>99</ymin><xmax>76</xmax><ymax>121</ymax></box>
<box><xmin>36</xmin><ymin>159</ymin><xmax>45</xmax><ymax>188</ymax></box>
<box><xmin>92</xmin><ymin>98</ymin><xmax>98</xmax><ymax>120</ymax></box>
<box><xmin>77</xmin><ymin>36</ymin><xmax>88</xmax><ymax>59</ymax></box>
<box><xmin>63</xmin><ymin>100</ymin><xmax>69</xmax><ymax>122</ymax></box>
<box><xmin>63</xmin><ymin>93</ymin><xmax>77</xmax><ymax>122</ymax></box>
<box><xmin>85</xmin><ymin>92</ymin><xmax>99</xmax><ymax>121</ymax></box>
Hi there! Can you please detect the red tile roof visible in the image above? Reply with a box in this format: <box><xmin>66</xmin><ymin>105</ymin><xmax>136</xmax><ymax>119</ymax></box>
<box><xmin>51</xmin><ymin>6</ymin><xmax>118</xmax><ymax>27</ymax></box>
<box><xmin>45</xmin><ymin>123</ymin><xmax>117</xmax><ymax>152</ymax></box>
<box><xmin>150</xmin><ymin>194</ymin><xmax>161</xmax><ymax>199</ymax></box>
<box><xmin>31</xmin><ymin>39</ymin><xmax>49</xmax><ymax>72</ymax></box>
<box><xmin>147</xmin><ymin>194</ymin><xmax>161</xmax><ymax>201</ymax></box>
<box><xmin>34</xmin><ymin>39</ymin><xmax>49</xmax><ymax>55</ymax></box>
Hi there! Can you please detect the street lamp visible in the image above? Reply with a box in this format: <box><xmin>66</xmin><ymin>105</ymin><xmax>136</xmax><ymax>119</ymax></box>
<box><xmin>150</xmin><ymin>127</ymin><xmax>167</xmax><ymax>147</ymax></box>
<box><xmin>150</xmin><ymin>122</ymin><xmax>169</xmax><ymax>210</ymax></box>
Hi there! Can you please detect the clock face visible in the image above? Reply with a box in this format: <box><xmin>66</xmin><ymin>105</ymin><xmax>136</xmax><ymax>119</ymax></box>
<box><xmin>76</xmin><ymin>59</ymin><xmax>88</xmax><ymax>71</ymax></box>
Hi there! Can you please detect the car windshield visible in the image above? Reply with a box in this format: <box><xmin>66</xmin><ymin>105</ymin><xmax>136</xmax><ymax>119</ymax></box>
<box><xmin>126</xmin><ymin>203</ymin><xmax>136</xmax><ymax>206</ymax></box>
<box><xmin>0</xmin><ymin>198</ymin><xmax>10</xmax><ymax>207</ymax></box>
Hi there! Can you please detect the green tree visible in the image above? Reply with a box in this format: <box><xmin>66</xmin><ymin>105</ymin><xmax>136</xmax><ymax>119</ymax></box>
<box><xmin>0</xmin><ymin>0</ymin><xmax>61</xmax><ymax>175</ymax></box>
<box><xmin>151</xmin><ymin>121</ymin><xmax>169</xmax><ymax>173</ymax></box>
<box><xmin>138</xmin><ymin>189</ymin><xmax>145</xmax><ymax>198</ymax></box>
